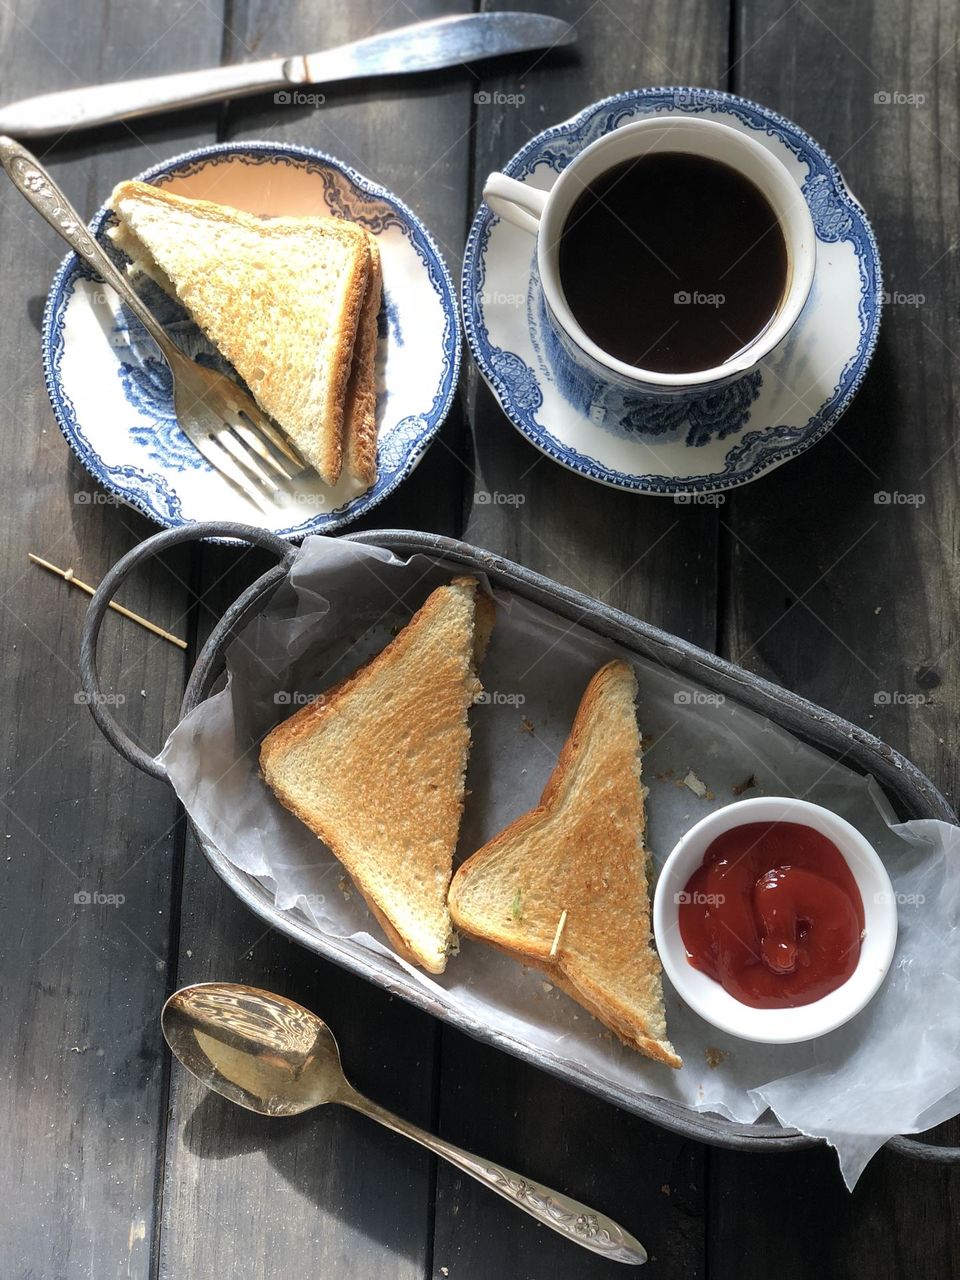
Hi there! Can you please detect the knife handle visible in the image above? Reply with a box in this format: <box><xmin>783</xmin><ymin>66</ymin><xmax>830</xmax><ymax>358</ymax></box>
<box><xmin>0</xmin><ymin>58</ymin><xmax>297</xmax><ymax>138</ymax></box>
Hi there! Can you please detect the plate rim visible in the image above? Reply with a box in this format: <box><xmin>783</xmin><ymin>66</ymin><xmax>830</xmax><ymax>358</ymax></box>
<box><xmin>461</xmin><ymin>86</ymin><xmax>883</xmax><ymax>495</ymax></box>
<box><xmin>42</xmin><ymin>138</ymin><xmax>462</xmax><ymax>540</ymax></box>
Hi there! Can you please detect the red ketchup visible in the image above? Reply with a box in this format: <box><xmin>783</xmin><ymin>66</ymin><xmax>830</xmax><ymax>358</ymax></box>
<box><xmin>678</xmin><ymin>822</ymin><xmax>864</xmax><ymax>1008</ymax></box>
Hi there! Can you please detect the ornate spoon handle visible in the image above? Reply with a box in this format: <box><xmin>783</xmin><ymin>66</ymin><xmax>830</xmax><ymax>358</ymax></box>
<box><xmin>341</xmin><ymin>1090</ymin><xmax>646</xmax><ymax>1265</ymax></box>
<box><xmin>0</xmin><ymin>135</ymin><xmax>177</xmax><ymax>359</ymax></box>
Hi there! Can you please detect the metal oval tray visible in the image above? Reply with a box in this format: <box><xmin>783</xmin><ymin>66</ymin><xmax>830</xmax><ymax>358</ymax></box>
<box><xmin>80</xmin><ymin>522</ymin><xmax>959</xmax><ymax>1160</ymax></box>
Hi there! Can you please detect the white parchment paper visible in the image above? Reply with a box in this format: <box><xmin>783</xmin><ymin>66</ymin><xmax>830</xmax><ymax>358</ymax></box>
<box><xmin>160</xmin><ymin>536</ymin><xmax>960</xmax><ymax>1188</ymax></box>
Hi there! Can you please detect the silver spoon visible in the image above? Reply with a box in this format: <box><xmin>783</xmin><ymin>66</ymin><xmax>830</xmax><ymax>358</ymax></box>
<box><xmin>162</xmin><ymin>982</ymin><xmax>646</xmax><ymax>1265</ymax></box>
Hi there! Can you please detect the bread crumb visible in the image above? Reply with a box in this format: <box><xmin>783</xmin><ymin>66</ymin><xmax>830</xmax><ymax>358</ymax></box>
<box><xmin>338</xmin><ymin>876</ymin><xmax>352</xmax><ymax>900</ymax></box>
<box><xmin>682</xmin><ymin>770</ymin><xmax>707</xmax><ymax>798</ymax></box>
<box><xmin>732</xmin><ymin>773</ymin><xmax>756</xmax><ymax>797</ymax></box>
<box><xmin>519</xmin><ymin>716</ymin><xmax>535</xmax><ymax>734</ymax></box>
<box><xmin>705</xmin><ymin>1047</ymin><xmax>727</xmax><ymax>1069</ymax></box>
<box><xmin>660</xmin><ymin>1183</ymin><xmax>671</xmax><ymax>1196</ymax></box>
<box><xmin>541</xmin><ymin>981</ymin><xmax>553</xmax><ymax>994</ymax></box>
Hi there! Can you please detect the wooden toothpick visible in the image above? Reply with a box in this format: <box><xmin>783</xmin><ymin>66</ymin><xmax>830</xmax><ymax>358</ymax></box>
<box><xmin>29</xmin><ymin>554</ymin><xmax>188</xmax><ymax>650</ymax></box>
<box><xmin>549</xmin><ymin>909</ymin><xmax>568</xmax><ymax>959</ymax></box>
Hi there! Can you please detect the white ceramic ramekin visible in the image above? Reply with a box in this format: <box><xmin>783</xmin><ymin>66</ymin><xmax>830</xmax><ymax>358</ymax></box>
<box><xmin>652</xmin><ymin>796</ymin><xmax>898</xmax><ymax>1044</ymax></box>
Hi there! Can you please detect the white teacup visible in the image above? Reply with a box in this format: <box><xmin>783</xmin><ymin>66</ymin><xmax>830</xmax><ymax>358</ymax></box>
<box><xmin>483</xmin><ymin>117</ymin><xmax>817</xmax><ymax>397</ymax></box>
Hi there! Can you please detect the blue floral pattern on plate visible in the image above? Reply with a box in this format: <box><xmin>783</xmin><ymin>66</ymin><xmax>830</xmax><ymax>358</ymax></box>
<box><xmin>527</xmin><ymin>278</ymin><xmax>764</xmax><ymax>447</ymax></box>
<box><xmin>462</xmin><ymin>88</ymin><xmax>882</xmax><ymax>495</ymax></box>
<box><xmin>43</xmin><ymin>141</ymin><xmax>461</xmax><ymax>538</ymax></box>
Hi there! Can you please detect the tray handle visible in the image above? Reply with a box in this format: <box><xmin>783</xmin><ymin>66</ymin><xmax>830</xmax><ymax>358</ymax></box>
<box><xmin>79</xmin><ymin>521</ymin><xmax>296</xmax><ymax>781</ymax></box>
<box><xmin>886</xmin><ymin>1133</ymin><xmax>960</xmax><ymax>1163</ymax></box>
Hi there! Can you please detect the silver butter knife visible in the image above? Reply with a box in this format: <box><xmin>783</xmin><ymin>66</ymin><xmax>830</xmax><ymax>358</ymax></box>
<box><xmin>0</xmin><ymin>12</ymin><xmax>576</xmax><ymax>138</ymax></box>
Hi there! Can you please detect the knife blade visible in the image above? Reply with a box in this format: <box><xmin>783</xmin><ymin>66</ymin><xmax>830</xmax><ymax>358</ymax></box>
<box><xmin>0</xmin><ymin>12</ymin><xmax>576</xmax><ymax>138</ymax></box>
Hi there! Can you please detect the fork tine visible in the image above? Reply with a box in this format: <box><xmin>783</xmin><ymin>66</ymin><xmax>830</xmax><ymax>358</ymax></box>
<box><xmin>189</xmin><ymin>431</ymin><xmax>273</xmax><ymax>512</ymax></box>
<box><xmin>235</xmin><ymin>403</ymin><xmax>309</xmax><ymax>470</ymax></box>
<box><xmin>168</xmin><ymin>346</ymin><xmax>305</xmax><ymax>492</ymax></box>
<box><xmin>229</xmin><ymin>417</ymin><xmax>300</xmax><ymax>480</ymax></box>
<box><xmin>212</xmin><ymin>427</ymin><xmax>280</xmax><ymax>493</ymax></box>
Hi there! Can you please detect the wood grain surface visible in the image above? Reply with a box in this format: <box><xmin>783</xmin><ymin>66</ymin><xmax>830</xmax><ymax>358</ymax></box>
<box><xmin>0</xmin><ymin>1</ymin><xmax>957</xmax><ymax>1277</ymax></box>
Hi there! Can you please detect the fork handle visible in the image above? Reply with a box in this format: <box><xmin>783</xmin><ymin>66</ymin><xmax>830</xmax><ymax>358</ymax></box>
<box><xmin>0</xmin><ymin>136</ymin><xmax>176</xmax><ymax>359</ymax></box>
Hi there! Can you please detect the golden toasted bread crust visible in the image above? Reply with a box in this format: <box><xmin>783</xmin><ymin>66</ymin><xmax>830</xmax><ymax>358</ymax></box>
<box><xmin>343</xmin><ymin>235</ymin><xmax>382</xmax><ymax>489</ymax></box>
<box><xmin>449</xmin><ymin>660</ymin><xmax>681</xmax><ymax>1068</ymax></box>
<box><xmin>261</xmin><ymin>577</ymin><xmax>493</xmax><ymax>974</ymax></box>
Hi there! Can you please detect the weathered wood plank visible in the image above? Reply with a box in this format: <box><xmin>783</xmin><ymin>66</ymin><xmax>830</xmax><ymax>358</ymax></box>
<box><xmin>0</xmin><ymin>2</ymin><xmax>224</xmax><ymax>1276</ymax></box>
<box><xmin>712</xmin><ymin>0</ymin><xmax>960</xmax><ymax>1273</ymax></box>
<box><xmin>435</xmin><ymin>2</ymin><xmax>727</xmax><ymax>1275</ymax></box>
<box><xmin>157</xmin><ymin>3</ymin><xmax>474</xmax><ymax>1277</ymax></box>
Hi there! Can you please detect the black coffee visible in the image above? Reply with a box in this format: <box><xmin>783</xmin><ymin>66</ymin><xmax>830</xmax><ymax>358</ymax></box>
<box><xmin>557</xmin><ymin>152</ymin><xmax>788</xmax><ymax>375</ymax></box>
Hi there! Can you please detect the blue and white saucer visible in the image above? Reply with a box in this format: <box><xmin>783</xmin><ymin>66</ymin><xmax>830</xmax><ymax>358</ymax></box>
<box><xmin>463</xmin><ymin>88</ymin><xmax>882</xmax><ymax>495</ymax></box>
<box><xmin>43</xmin><ymin>141</ymin><xmax>460</xmax><ymax>538</ymax></box>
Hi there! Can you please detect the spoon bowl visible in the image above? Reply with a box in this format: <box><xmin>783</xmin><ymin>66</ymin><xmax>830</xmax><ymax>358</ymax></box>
<box><xmin>162</xmin><ymin>983</ymin><xmax>349</xmax><ymax>1116</ymax></box>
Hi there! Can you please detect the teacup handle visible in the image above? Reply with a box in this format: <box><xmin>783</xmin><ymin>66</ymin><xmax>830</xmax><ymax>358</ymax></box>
<box><xmin>483</xmin><ymin>172</ymin><xmax>549</xmax><ymax>235</ymax></box>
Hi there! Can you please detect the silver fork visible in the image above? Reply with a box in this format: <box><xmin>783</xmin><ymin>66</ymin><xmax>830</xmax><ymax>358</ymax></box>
<box><xmin>0</xmin><ymin>136</ymin><xmax>306</xmax><ymax>508</ymax></box>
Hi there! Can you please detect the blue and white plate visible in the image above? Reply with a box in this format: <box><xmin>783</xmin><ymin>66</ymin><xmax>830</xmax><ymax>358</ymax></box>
<box><xmin>44</xmin><ymin>141</ymin><xmax>460</xmax><ymax>537</ymax></box>
<box><xmin>463</xmin><ymin>88</ymin><xmax>882</xmax><ymax>495</ymax></box>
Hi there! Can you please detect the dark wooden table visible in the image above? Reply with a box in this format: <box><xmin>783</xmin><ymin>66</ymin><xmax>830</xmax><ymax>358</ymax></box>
<box><xmin>2</xmin><ymin>1</ymin><xmax>959</xmax><ymax>1276</ymax></box>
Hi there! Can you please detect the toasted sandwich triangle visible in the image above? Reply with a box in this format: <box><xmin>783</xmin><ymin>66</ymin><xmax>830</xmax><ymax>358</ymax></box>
<box><xmin>260</xmin><ymin>577</ymin><xmax>493</xmax><ymax>974</ymax></box>
<box><xmin>109</xmin><ymin>180</ymin><xmax>371</xmax><ymax>485</ymax></box>
<box><xmin>449</xmin><ymin>659</ymin><xmax>681</xmax><ymax>1068</ymax></box>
